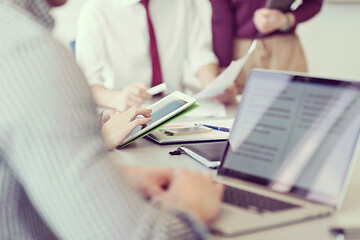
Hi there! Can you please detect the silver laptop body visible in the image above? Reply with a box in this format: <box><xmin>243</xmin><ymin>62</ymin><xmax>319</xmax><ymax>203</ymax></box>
<box><xmin>211</xmin><ymin>69</ymin><xmax>360</xmax><ymax>236</ymax></box>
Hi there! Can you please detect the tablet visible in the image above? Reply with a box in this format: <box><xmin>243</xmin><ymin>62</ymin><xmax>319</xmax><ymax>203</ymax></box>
<box><xmin>117</xmin><ymin>91</ymin><xmax>197</xmax><ymax>148</ymax></box>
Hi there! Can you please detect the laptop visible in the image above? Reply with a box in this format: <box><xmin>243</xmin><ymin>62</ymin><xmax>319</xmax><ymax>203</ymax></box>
<box><xmin>211</xmin><ymin>69</ymin><xmax>360</xmax><ymax>236</ymax></box>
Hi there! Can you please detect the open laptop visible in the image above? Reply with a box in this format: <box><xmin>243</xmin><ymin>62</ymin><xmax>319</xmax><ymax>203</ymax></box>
<box><xmin>211</xmin><ymin>69</ymin><xmax>360</xmax><ymax>236</ymax></box>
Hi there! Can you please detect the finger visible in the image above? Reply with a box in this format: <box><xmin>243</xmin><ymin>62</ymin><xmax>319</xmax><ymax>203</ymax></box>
<box><xmin>261</xmin><ymin>8</ymin><xmax>271</xmax><ymax>16</ymax></box>
<box><xmin>231</xmin><ymin>87</ymin><xmax>238</xmax><ymax>95</ymax></box>
<box><xmin>125</xmin><ymin>106</ymin><xmax>138</xmax><ymax>121</ymax></box>
<box><xmin>133</xmin><ymin>82</ymin><xmax>149</xmax><ymax>90</ymax></box>
<box><xmin>214</xmin><ymin>93</ymin><xmax>229</xmax><ymax>102</ymax></box>
<box><xmin>135</xmin><ymin>107</ymin><xmax>152</xmax><ymax>118</ymax></box>
<box><xmin>126</xmin><ymin>107</ymin><xmax>148</xmax><ymax>122</ymax></box>
<box><xmin>131</xmin><ymin>83</ymin><xmax>152</xmax><ymax>99</ymax></box>
<box><xmin>139</xmin><ymin>88</ymin><xmax>152</xmax><ymax>99</ymax></box>
<box><xmin>132</xmin><ymin>117</ymin><xmax>152</xmax><ymax>127</ymax></box>
<box><xmin>162</xmin><ymin>168</ymin><xmax>175</xmax><ymax>181</ymax></box>
<box><xmin>100</xmin><ymin>109</ymin><xmax>117</xmax><ymax>126</ymax></box>
<box><xmin>146</xmin><ymin>185</ymin><xmax>166</xmax><ymax>198</ymax></box>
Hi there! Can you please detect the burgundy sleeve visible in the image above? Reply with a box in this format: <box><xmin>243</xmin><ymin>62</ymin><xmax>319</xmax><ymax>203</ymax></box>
<box><xmin>210</xmin><ymin>0</ymin><xmax>234</xmax><ymax>67</ymax></box>
<box><xmin>292</xmin><ymin>0</ymin><xmax>323</xmax><ymax>25</ymax></box>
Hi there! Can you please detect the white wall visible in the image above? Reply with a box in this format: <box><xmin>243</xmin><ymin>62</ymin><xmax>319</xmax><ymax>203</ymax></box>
<box><xmin>51</xmin><ymin>0</ymin><xmax>87</xmax><ymax>44</ymax></box>
<box><xmin>51</xmin><ymin>1</ymin><xmax>360</xmax><ymax>81</ymax></box>
<box><xmin>297</xmin><ymin>2</ymin><xmax>360</xmax><ymax>80</ymax></box>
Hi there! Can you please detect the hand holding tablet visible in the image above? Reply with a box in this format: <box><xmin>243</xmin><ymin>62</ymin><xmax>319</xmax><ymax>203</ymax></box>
<box><xmin>117</xmin><ymin>91</ymin><xmax>198</xmax><ymax>148</ymax></box>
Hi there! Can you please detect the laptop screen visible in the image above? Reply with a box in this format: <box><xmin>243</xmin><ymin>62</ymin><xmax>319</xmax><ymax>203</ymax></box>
<box><xmin>218</xmin><ymin>70</ymin><xmax>360</xmax><ymax>207</ymax></box>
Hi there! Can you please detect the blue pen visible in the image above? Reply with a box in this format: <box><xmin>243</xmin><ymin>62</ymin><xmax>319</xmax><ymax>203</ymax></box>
<box><xmin>195</xmin><ymin>124</ymin><xmax>230</xmax><ymax>132</ymax></box>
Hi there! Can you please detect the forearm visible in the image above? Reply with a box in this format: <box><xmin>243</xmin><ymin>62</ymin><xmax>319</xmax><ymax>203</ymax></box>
<box><xmin>91</xmin><ymin>85</ymin><xmax>122</xmax><ymax>110</ymax></box>
<box><xmin>291</xmin><ymin>0</ymin><xmax>323</xmax><ymax>25</ymax></box>
<box><xmin>197</xmin><ymin>63</ymin><xmax>220</xmax><ymax>87</ymax></box>
<box><xmin>209</xmin><ymin>0</ymin><xmax>234</xmax><ymax>67</ymax></box>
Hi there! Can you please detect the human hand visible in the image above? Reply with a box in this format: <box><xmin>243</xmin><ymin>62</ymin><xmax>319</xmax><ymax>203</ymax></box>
<box><xmin>120</xmin><ymin>165</ymin><xmax>174</xmax><ymax>198</ymax></box>
<box><xmin>100</xmin><ymin>109</ymin><xmax>117</xmax><ymax>128</ymax></box>
<box><xmin>152</xmin><ymin>169</ymin><xmax>224</xmax><ymax>225</ymax></box>
<box><xmin>101</xmin><ymin>106</ymin><xmax>152</xmax><ymax>150</ymax></box>
<box><xmin>253</xmin><ymin>8</ymin><xmax>288</xmax><ymax>35</ymax></box>
<box><xmin>117</xmin><ymin>83</ymin><xmax>152</xmax><ymax>111</ymax></box>
<box><xmin>214</xmin><ymin>83</ymin><xmax>238</xmax><ymax>105</ymax></box>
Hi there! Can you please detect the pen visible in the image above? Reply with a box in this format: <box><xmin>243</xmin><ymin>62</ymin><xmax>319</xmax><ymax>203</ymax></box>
<box><xmin>147</xmin><ymin>83</ymin><xmax>167</xmax><ymax>96</ymax></box>
<box><xmin>195</xmin><ymin>124</ymin><xmax>230</xmax><ymax>132</ymax></box>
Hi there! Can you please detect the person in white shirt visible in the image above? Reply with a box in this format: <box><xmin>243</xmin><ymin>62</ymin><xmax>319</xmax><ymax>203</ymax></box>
<box><xmin>76</xmin><ymin>0</ymin><xmax>237</xmax><ymax>111</ymax></box>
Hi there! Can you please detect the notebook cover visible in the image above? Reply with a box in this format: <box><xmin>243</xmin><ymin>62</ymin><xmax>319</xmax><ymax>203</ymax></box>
<box><xmin>181</xmin><ymin>142</ymin><xmax>227</xmax><ymax>162</ymax></box>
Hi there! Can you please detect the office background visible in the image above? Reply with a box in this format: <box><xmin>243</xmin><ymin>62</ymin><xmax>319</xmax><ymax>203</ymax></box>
<box><xmin>47</xmin><ymin>2</ymin><xmax>360</xmax><ymax>238</ymax></box>
<box><xmin>51</xmin><ymin>0</ymin><xmax>360</xmax><ymax>81</ymax></box>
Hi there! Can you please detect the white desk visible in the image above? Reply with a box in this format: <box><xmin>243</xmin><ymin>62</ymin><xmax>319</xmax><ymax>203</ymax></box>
<box><xmin>110</xmin><ymin>104</ymin><xmax>360</xmax><ymax>240</ymax></box>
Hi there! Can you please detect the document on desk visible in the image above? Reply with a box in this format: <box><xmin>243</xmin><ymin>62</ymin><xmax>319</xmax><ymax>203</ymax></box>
<box><xmin>195</xmin><ymin>40</ymin><xmax>257</xmax><ymax>99</ymax></box>
<box><xmin>146</xmin><ymin>118</ymin><xmax>234</xmax><ymax>144</ymax></box>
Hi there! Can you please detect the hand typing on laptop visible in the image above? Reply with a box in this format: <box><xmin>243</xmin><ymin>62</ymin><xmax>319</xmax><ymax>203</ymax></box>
<box><xmin>120</xmin><ymin>166</ymin><xmax>224</xmax><ymax>225</ymax></box>
<box><xmin>152</xmin><ymin>169</ymin><xmax>224</xmax><ymax>224</ymax></box>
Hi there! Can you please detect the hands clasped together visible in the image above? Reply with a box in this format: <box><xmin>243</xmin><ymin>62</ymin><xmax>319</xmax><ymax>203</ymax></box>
<box><xmin>253</xmin><ymin>8</ymin><xmax>294</xmax><ymax>35</ymax></box>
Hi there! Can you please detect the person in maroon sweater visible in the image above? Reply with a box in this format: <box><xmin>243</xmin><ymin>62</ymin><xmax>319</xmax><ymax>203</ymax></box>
<box><xmin>210</xmin><ymin>0</ymin><xmax>323</xmax><ymax>93</ymax></box>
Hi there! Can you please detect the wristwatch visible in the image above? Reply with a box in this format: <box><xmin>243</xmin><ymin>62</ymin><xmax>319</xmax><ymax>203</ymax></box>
<box><xmin>280</xmin><ymin>13</ymin><xmax>291</xmax><ymax>32</ymax></box>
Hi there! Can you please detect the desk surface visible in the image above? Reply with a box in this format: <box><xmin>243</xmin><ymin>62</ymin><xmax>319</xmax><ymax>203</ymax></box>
<box><xmin>110</xmin><ymin>104</ymin><xmax>360</xmax><ymax>240</ymax></box>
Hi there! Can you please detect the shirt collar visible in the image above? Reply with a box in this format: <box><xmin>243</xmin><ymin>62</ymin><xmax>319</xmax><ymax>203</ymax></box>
<box><xmin>7</xmin><ymin>0</ymin><xmax>54</xmax><ymax>30</ymax></box>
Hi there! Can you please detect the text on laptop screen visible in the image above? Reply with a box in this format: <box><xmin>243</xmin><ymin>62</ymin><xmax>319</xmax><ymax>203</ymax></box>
<box><xmin>219</xmin><ymin>71</ymin><xmax>360</xmax><ymax>207</ymax></box>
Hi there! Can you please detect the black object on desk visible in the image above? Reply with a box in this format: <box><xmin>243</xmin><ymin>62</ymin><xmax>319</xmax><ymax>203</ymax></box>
<box><xmin>266</xmin><ymin>0</ymin><xmax>294</xmax><ymax>12</ymax></box>
<box><xmin>170</xmin><ymin>142</ymin><xmax>227</xmax><ymax>169</ymax></box>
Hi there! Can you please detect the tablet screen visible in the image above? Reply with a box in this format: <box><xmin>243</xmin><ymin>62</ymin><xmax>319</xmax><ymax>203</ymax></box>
<box><xmin>127</xmin><ymin>95</ymin><xmax>187</xmax><ymax>138</ymax></box>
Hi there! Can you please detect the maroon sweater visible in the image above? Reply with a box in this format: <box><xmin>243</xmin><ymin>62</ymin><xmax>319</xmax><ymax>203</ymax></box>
<box><xmin>210</xmin><ymin>0</ymin><xmax>323</xmax><ymax>67</ymax></box>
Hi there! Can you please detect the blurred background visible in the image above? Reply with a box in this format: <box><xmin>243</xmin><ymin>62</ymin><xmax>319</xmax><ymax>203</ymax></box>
<box><xmin>51</xmin><ymin>0</ymin><xmax>360</xmax><ymax>81</ymax></box>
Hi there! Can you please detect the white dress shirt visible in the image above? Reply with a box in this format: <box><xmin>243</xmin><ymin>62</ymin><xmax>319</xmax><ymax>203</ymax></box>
<box><xmin>76</xmin><ymin>0</ymin><xmax>218</xmax><ymax>92</ymax></box>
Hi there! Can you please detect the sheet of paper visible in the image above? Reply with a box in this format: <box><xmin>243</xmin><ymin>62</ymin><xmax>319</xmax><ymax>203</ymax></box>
<box><xmin>195</xmin><ymin>40</ymin><xmax>257</xmax><ymax>99</ymax></box>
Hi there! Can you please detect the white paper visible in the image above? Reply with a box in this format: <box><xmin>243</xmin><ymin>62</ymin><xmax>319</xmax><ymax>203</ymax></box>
<box><xmin>195</xmin><ymin>40</ymin><xmax>257</xmax><ymax>99</ymax></box>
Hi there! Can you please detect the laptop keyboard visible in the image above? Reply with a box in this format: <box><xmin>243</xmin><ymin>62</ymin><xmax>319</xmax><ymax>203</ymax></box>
<box><xmin>223</xmin><ymin>186</ymin><xmax>300</xmax><ymax>214</ymax></box>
